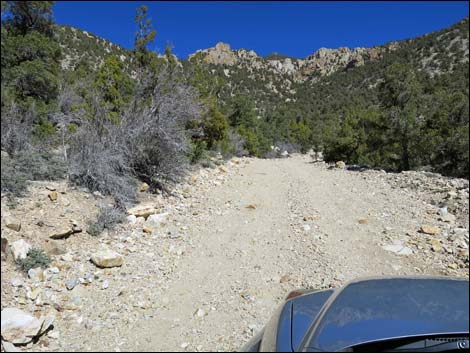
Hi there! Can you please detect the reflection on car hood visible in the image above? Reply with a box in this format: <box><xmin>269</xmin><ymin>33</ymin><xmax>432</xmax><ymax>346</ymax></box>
<box><xmin>304</xmin><ymin>277</ymin><xmax>469</xmax><ymax>351</ymax></box>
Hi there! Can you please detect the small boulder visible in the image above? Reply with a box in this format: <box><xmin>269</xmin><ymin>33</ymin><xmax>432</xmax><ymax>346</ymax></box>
<box><xmin>10</xmin><ymin>278</ymin><xmax>24</xmax><ymax>287</ymax></box>
<box><xmin>48</xmin><ymin>191</ymin><xmax>58</xmax><ymax>201</ymax></box>
<box><xmin>43</xmin><ymin>241</ymin><xmax>67</xmax><ymax>256</ymax></box>
<box><xmin>91</xmin><ymin>249</ymin><xmax>123</xmax><ymax>268</ymax></box>
<box><xmin>65</xmin><ymin>278</ymin><xmax>78</xmax><ymax>290</ymax></box>
<box><xmin>3</xmin><ymin>216</ymin><xmax>21</xmax><ymax>232</ymax></box>
<box><xmin>430</xmin><ymin>239</ymin><xmax>443</xmax><ymax>252</ymax></box>
<box><xmin>146</xmin><ymin>212</ymin><xmax>169</xmax><ymax>226</ymax></box>
<box><xmin>218</xmin><ymin>166</ymin><xmax>228</xmax><ymax>173</ymax></box>
<box><xmin>420</xmin><ymin>225</ymin><xmax>439</xmax><ymax>235</ymax></box>
<box><xmin>335</xmin><ymin>161</ymin><xmax>346</xmax><ymax>169</ymax></box>
<box><xmin>127</xmin><ymin>204</ymin><xmax>156</xmax><ymax>219</ymax></box>
<box><xmin>382</xmin><ymin>243</ymin><xmax>413</xmax><ymax>255</ymax></box>
<box><xmin>127</xmin><ymin>215</ymin><xmax>137</xmax><ymax>224</ymax></box>
<box><xmin>10</xmin><ymin>240</ymin><xmax>31</xmax><ymax>261</ymax></box>
<box><xmin>1</xmin><ymin>237</ymin><xmax>8</xmax><ymax>253</ymax></box>
<box><xmin>139</xmin><ymin>182</ymin><xmax>149</xmax><ymax>192</ymax></box>
<box><xmin>1</xmin><ymin>308</ymin><xmax>54</xmax><ymax>345</ymax></box>
<box><xmin>50</xmin><ymin>229</ymin><xmax>74</xmax><ymax>240</ymax></box>
<box><xmin>28</xmin><ymin>268</ymin><xmax>45</xmax><ymax>282</ymax></box>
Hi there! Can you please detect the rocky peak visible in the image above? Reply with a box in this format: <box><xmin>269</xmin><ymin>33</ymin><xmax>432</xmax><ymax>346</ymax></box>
<box><xmin>189</xmin><ymin>42</ymin><xmax>239</xmax><ymax>65</ymax></box>
<box><xmin>300</xmin><ymin>46</ymin><xmax>385</xmax><ymax>78</ymax></box>
<box><xmin>189</xmin><ymin>41</ymin><xmax>387</xmax><ymax>82</ymax></box>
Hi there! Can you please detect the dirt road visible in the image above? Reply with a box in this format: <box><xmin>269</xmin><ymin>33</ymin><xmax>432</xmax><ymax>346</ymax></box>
<box><xmin>122</xmin><ymin>155</ymin><xmax>446</xmax><ymax>352</ymax></box>
<box><xmin>3</xmin><ymin>154</ymin><xmax>468</xmax><ymax>352</ymax></box>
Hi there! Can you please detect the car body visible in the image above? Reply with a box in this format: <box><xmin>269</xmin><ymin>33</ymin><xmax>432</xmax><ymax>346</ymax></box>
<box><xmin>241</xmin><ymin>276</ymin><xmax>469</xmax><ymax>352</ymax></box>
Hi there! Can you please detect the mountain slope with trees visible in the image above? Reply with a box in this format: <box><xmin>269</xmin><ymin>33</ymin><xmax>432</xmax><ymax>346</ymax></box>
<box><xmin>1</xmin><ymin>1</ymin><xmax>468</xmax><ymax>218</ymax></box>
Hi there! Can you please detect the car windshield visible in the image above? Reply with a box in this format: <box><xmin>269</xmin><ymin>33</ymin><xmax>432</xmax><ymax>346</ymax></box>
<box><xmin>305</xmin><ymin>278</ymin><xmax>469</xmax><ymax>351</ymax></box>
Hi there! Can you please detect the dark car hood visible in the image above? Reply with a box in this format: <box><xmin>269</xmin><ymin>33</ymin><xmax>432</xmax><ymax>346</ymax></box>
<box><xmin>301</xmin><ymin>277</ymin><xmax>469</xmax><ymax>351</ymax></box>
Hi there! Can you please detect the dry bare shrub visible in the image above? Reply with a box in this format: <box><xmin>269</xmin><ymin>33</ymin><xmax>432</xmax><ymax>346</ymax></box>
<box><xmin>67</xmin><ymin>66</ymin><xmax>202</xmax><ymax>206</ymax></box>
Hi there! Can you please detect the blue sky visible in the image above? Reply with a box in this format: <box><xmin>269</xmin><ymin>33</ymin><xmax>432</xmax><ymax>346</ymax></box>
<box><xmin>53</xmin><ymin>1</ymin><xmax>469</xmax><ymax>59</ymax></box>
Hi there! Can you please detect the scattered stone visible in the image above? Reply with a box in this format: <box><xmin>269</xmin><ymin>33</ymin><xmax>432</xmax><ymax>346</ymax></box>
<box><xmin>127</xmin><ymin>215</ymin><xmax>137</xmax><ymax>224</ymax></box>
<box><xmin>143</xmin><ymin>227</ymin><xmax>152</xmax><ymax>234</ymax></box>
<box><xmin>180</xmin><ymin>342</ymin><xmax>189</xmax><ymax>349</ymax></box>
<box><xmin>438</xmin><ymin>206</ymin><xmax>448</xmax><ymax>216</ymax></box>
<box><xmin>420</xmin><ymin>225</ymin><xmax>439</xmax><ymax>235</ymax></box>
<box><xmin>10</xmin><ymin>239</ymin><xmax>32</xmax><ymax>261</ymax></box>
<box><xmin>335</xmin><ymin>161</ymin><xmax>346</xmax><ymax>168</ymax></box>
<box><xmin>1</xmin><ymin>237</ymin><xmax>8</xmax><ymax>253</ymax></box>
<box><xmin>45</xmin><ymin>186</ymin><xmax>56</xmax><ymax>191</ymax></box>
<box><xmin>127</xmin><ymin>205</ymin><xmax>156</xmax><ymax>219</ymax></box>
<box><xmin>65</xmin><ymin>278</ymin><xmax>78</xmax><ymax>290</ymax></box>
<box><xmin>10</xmin><ymin>278</ymin><xmax>24</xmax><ymax>287</ymax></box>
<box><xmin>48</xmin><ymin>191</ymin><xmax>58</xmax><ymax>201</ymax></box>
<box><xmin>43</xmin><ymin>241</ymin><xmax>67</xmax><ymax>256</ymax></box>
<box><xmin>139</xmin><ymin>182</ymin><xmax>150</xmax><ymax>192</ymax></box>
<box><xmin>0</xmin><ymin>308</ymin><xmax>54</xmax><ymax>345</ymax></box>
<box><xmin>358</xmin><ymin>219</ymin><xmax>368</xmax><ymax>224</ymax></box>
<box><xmin>28</xmin><ymin>268</ymin><xmax>45</xmax><ymax>282</ymax></box>
<box><xmin>3</xmin><ymin>217</ymin><xmax>21</xmax><ymax>232</ymax></box>
<box><xmin>280</xmin><ymin>275</ymin><xmax>291</xmax><ymax>283</ymax></box>
<box><xmin>194</xmin><ymin>308</ymin><xmax>207</xmax><ymax>318</ymax></box>
<box><xmin>2</xmin><ymin>340</ymin><xmax>21</xmax><ymax>352</ymax></box>
<box><xmin>245</xmin><ymin>204</ymin><xmax>257</xmax><ymax>209</ymax></box>
<box><xmin>27</xmin><ymin>288</ymin><xmax>41</xmax><ymax>300</ymax></box>
<box><xmin>382</xmin><ymin>243</ymin><xmax>413</xmax><ymax>255</ymax></box>
<box><xmin>61</xmin><ymin>253</ymin><xmax>74</xmax><ymax>262</ymax></box>
<box><xmin>430</xmin><ymin>239</ymin><xmax>443</xmax><ymax>252</ymax></box>
<box><xmin>91</xmin><ymin>250</ymin><xmax>124</xmax><ymax>268</ymax></box>
<box><xmin>102</xmin><ymin>280</ymin><xmax>109</xmax><ymax>290</ymax></box>
<box><xmin>50</xmin><ymin>228</ymin><xmax>74</xmax><ymax>240</ymax></box>
<box><xmin>303</xmin><ymin>224</ymin><xmax>311</xmax><ymax>232</ymax></box>
<box><xmin>92</xmin><ymin>190</ymin><xmax>104</xmax><ymax>198</ymax></box>
<box><xmin>146</xmin><ymin>212</ymin><xmax>169</xmax><ymax>226</ymax></box>
<box><xmin>438</xmin><ymin>213</ymin><xmax>456</xmax><ymax>223</ymax></box>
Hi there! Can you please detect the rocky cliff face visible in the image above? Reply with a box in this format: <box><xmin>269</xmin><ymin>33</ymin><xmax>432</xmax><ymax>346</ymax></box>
<box><xmin>189</xmin><ymin>41</ymin><xmax>392</xmax><ymax>82</ymax></box>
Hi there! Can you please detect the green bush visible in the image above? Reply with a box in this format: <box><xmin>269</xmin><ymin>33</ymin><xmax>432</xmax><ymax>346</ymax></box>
<box><xmin>16</xmin><ymin>248</ymin><xmax>51</xmax><ymax>272</ymax></box>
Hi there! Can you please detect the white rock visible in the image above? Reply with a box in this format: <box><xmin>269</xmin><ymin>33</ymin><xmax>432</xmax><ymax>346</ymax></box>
<box><xmin>194</xmin><ymin>308</ymin><xmax>207</xmax><ymax>318</ymax></box>
<box><xmin>61</xmin><ymin>253</ymin><xmax>74</xmax><ymax>262</ymax></box>
<box><xmin>10</xmin><ymin>240</ymin><xmax>31</xmax><ymax>261</ymax></box>
<box><xmin>91</xmin><ymin>249</ymin><xmax>124</xmax><ymax>268</ymax></box>
<box><xmin>146</xmin><ymin>212</ymin><xmax>169</xmax><ymax>226</ymax></box>
<box><xmin>127</xmin><ymin>215</ymin><xmax>137</xmax><ymax>224</ymax></box>
<box><xmin>2</xmin><ymin>341</ymin><xmax>21</xmax><ymax>352</ymax></box>
<box><xmin>10</xmin><ymin>278</ymin><xmax>24</xmax><ymax>287</ymax></box>
<box><xmin>382</xmin><ymin>243</ymin><xmax>413</xmax><ymax>255</ymax></box>
<box><xmin>0</xmin><ymin>308</ymin><xmax>54</xmax><ymax>345</ymax></box>
<box><xmin>102</xmin><ymin>280</ymin><xmax>109</xmax><ymax>290</ymax></box>
<box><xmin>28</xmin><ymin>268</ymin><xmax>45</xmax><ymax>282</ymax></box>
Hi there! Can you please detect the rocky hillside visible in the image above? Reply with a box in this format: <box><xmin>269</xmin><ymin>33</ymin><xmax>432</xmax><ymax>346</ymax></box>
<box><xmin>189</xmin><ymin>41</ymin><xmax>390</xmax><ymax>83</ymax></box>
<box><xmin>56</xmin><ymin>17</ymin><xmax>468</xmax><ymax>101</ymax></box>
<box><xmin>56</xmin><ymin>25</ymin><xmax>134</xmax><ymax>72</ymax></box>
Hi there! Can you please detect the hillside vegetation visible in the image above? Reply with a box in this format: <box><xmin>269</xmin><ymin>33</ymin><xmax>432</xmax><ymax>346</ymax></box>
<box><xmin>1</xmin><ymin>1</ymin><xmax>469</xmax><ymax>217</ymax></box>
